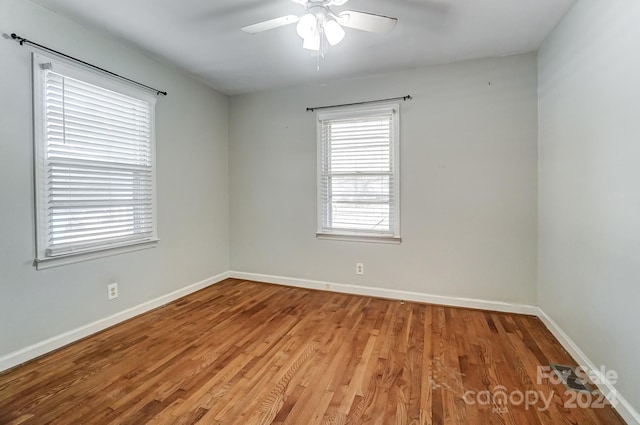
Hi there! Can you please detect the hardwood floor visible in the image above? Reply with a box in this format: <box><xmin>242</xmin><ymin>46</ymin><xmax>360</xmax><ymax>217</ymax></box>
<box><xmin>0</xmin><ymin>279</ymin><xmax>625</xmax><ymax>424</ymax></box>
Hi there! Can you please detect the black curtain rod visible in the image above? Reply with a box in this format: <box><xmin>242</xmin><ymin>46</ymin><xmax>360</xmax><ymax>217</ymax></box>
<box><xmin>10</xmin><ymin>33</ymin><xmax>167</xmax><ymax>96</ymax></box>
<box><xmin>306</xmin><ymin>95</ymin><xmax>412</xmax><ymax>112</ymax></box>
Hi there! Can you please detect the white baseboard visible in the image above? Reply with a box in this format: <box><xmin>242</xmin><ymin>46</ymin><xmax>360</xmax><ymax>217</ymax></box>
<box><xmin>0</xmin><ymin>271</ymin><xmax>230</xmax><ymax>373</ymax></box>
<box><xmin>537</xmin><ymin>308</ymin><xmax>640</xmax><ymax>425</ymax></box>
<box><xmin>228</xmin><ymin>271</ymin><xmax>539</xmax><ymax>315</ymax></box>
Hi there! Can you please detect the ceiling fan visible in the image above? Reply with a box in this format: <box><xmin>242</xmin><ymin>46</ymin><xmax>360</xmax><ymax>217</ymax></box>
<box><xmin>241</xmin><ymin>0</ymin><xmax>398</xmax><ymax>52</ymax></box>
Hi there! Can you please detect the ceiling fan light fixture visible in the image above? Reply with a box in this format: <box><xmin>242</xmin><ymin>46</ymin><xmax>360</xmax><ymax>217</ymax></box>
<box><xmin>302</xmin><ymin>32</ymin><xmax>321</xmax><ymax>51</ymax></box>
<box><xmin>296</xmin><ymin>13</ymin><xmax>317</xmax><ymax>39</ymax></box>
<box><xmin>323</xmin><ymin>19</ymin><xmax>345</xmax><ymax>46</ymax></box>
<box><xmin>241</xmin><ymin>0</ymin><xmax>399</xmax><ymax>57</ymax></box>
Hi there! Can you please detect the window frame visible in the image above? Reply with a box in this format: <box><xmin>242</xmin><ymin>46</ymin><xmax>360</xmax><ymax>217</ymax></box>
<box><xmin>32</xmin><ymin>53</ymin><xmax>158</xmax><ymax>270</ymax></box>
<box><xmin>316</xmin><ymin>103</ymin><xmax>401</xmax><ymax>243</ymax></box>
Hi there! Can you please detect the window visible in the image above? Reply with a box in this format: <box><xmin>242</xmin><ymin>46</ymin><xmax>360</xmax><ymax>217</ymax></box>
<box><xmin>32</xmin><ymin>54</ymin><xmax>157</xmax><ymax>269</ymax></box>
<box><xmin>317</xmin><ymin>104</ymin><xmax>400</xmax><ymax>242</ymax></box>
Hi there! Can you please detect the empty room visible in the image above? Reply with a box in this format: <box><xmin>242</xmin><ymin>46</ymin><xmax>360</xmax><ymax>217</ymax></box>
<box><xmin>0</xmin><ymin>0</ymin><xmax>638</xmax><ymax>423</ymax></box>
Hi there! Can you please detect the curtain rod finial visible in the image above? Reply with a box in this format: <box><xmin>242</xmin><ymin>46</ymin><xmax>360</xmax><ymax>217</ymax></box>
<box><xmin>9</xmin><ymin>33</ymin><xmax>26</xmax><ymax>45</ymax></box>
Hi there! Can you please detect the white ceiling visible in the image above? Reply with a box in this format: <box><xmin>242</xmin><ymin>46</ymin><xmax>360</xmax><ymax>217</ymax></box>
<box><xmin>32</xmin><ymin>0</ymin><xmax>576</xmax><ymax>95</ymax></box>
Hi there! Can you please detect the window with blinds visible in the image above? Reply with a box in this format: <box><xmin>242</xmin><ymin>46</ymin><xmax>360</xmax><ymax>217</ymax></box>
<box><xmin>32</xmin><ymin>54</ymin><xmax>157</xmax><ymax>267</ymax></box>
<box><xmin>317</xmin><ymin>105</ymin><xmax>400</xmax><ymax>241</ymax></box>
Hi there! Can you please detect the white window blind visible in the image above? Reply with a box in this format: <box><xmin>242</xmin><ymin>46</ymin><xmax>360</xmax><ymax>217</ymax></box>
<box><xmin>317</xmin><ymin>105</ymin><xmax>400</xmax><ymax>240</ymax></box>
<box><xmin>33</xmin><ymin>54</ymin><xmax>157</xmax><ymax>265</ymax></box>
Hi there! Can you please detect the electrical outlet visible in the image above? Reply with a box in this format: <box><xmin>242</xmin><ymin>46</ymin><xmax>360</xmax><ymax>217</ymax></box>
<box><xmin>107</xmin><ymin>283</ymin><xmax>119</xmax><ymax>300</ymax></box>
<box><xmin>356</xmin><ymin>263</ymin><xmax>364</xmax><ymax>275</ymax></box>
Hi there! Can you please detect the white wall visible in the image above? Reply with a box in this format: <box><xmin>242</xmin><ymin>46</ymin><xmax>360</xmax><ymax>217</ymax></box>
<box><xmin>538</xmin><ymin>0</ymin><xmax>640</xmax><ymax>414</ymax></box>
<box><xmin>229</xmin><ymin>54</ymin><xmax>538</xmax><ymax>304</ymax></box>
<box><xmin>0</xmin><ymin>0</ymin><xmax>229</xmax><ymax>358</ymax></box>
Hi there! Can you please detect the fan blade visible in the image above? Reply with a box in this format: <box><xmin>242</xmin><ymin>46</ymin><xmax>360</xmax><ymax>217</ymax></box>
<box><xmin>241</xmin><ymin>15</ymin><xmax>299</xmax><ymax>34</ymax></box>
<box><xmin>338</xmin><ymin>10</ymin><xmax>397</xmax><ymax>33</ymax></box>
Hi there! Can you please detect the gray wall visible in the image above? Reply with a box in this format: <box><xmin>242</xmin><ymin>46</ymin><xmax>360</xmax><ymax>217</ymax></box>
<box><xmin>3</xmin><ymin>1</ymin><xmax>636</xmax><ymax>415</ymax></box>
<box><xmin>0</xmin><ymin>0</ymin><xmax>229</xmax><ymax>357</ymax></box>
<box><xmin>538</xmin><ymin>0</ymin><xmax>640</xmax><ymax>411</ymax></box>
<box><xmin>229</xmin><ymin>54</ymin><xmax>538</xmax><ymax>304</ymax></box>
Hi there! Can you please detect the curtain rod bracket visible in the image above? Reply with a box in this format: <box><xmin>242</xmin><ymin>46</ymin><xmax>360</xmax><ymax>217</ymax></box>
<box><xmin>11</xmin><ymin>33</ymin><xmax>25</xmax><ymax>45</ymax></box>
<box><xmin>9</xmin><ymin>32</ymin><xmax>167</xmax><ymax>96</ymax></box>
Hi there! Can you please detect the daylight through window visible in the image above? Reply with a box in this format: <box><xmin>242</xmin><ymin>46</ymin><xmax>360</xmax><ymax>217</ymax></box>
<box><xmin>33</xmin><ymin>54</ymin><xmax>157</xmax><ymax>267</ymax></box>
<box><xmin>317</xmin><ymin>104</ymin><xmax>400</xmax><ymax>241</ymax></box>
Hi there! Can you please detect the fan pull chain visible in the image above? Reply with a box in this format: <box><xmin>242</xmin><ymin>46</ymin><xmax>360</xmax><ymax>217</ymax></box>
<box><xmin>316</xmin><ymin>27</ymin><xmax>326</xmax><ymax>71</ymax></box>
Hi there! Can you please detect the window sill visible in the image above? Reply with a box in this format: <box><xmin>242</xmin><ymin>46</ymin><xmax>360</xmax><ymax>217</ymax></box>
<box><xmin>316</xmin><ymin>233</ymin><xmax>402</xmax><ymax>244</ymax></box>
<box><xmin>35</xmin><ymin>240</ymin><xmax>158</xmax><ymax>270</ymax></box>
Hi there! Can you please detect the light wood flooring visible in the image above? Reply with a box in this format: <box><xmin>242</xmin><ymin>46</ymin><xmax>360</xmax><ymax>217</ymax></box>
<box><xmin>0</xmin><ymin>279</ymin><xmax>626</xmax><ymax>424</ymax></box>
